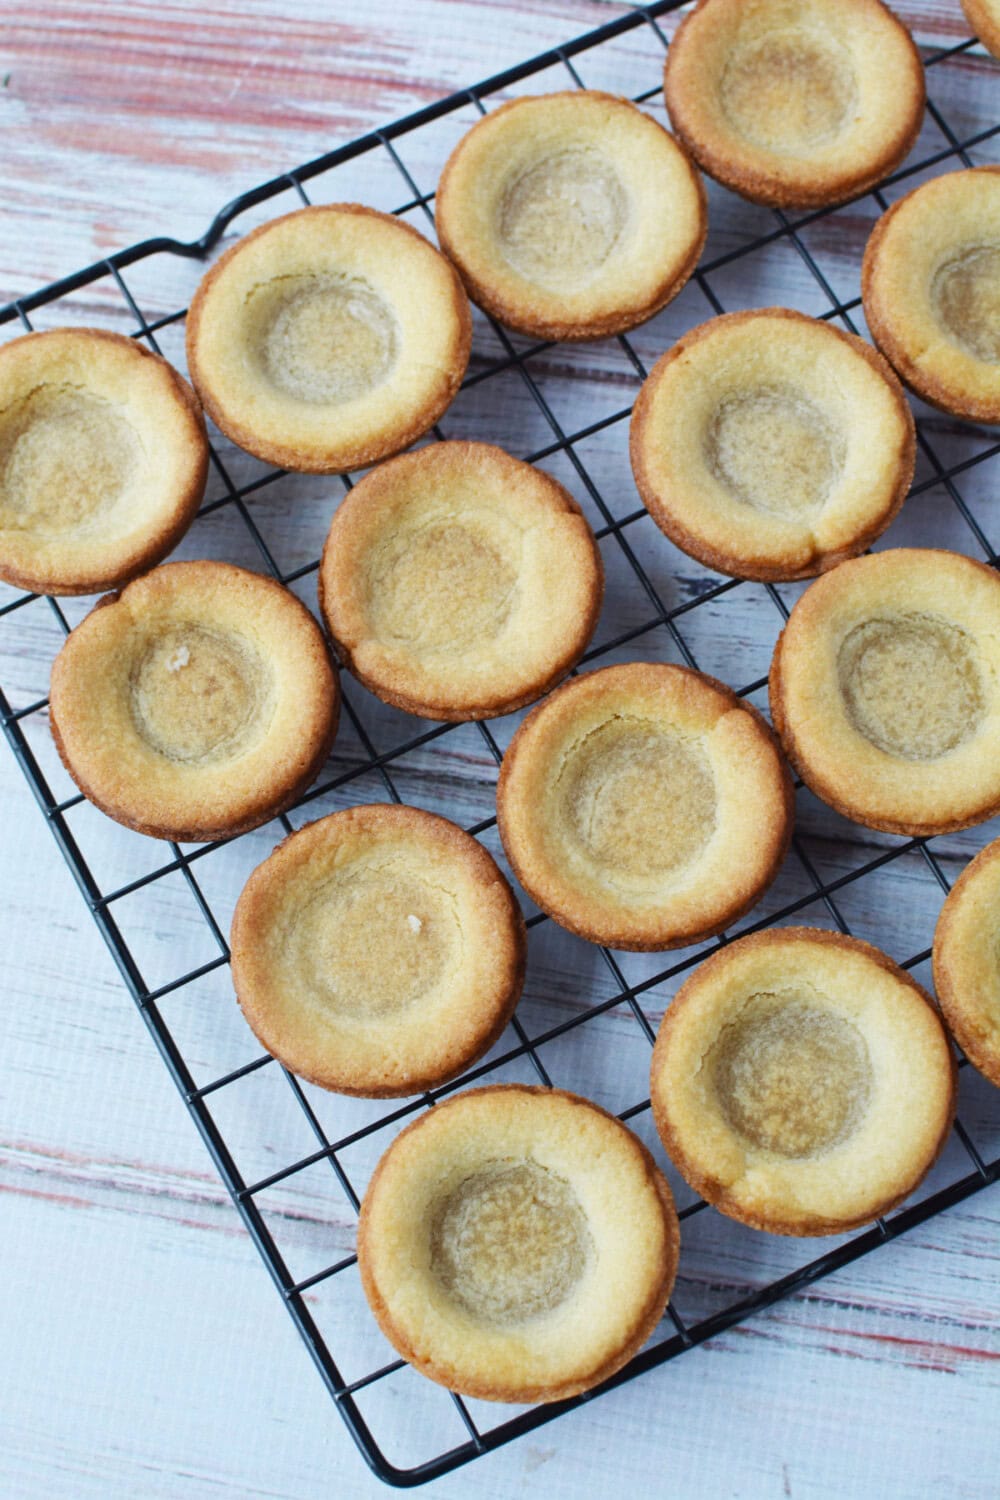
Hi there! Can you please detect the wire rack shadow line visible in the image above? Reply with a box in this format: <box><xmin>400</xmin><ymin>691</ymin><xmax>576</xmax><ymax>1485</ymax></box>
<box><xmin>2</xmin><ymin>0</ymin><xmax>999</xmax><ymax>1488</ymax></box>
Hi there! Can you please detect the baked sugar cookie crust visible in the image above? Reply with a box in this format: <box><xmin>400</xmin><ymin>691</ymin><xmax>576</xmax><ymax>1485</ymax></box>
<box><xmin>0</xmin><ymin>327</ymin><xmax>208</xmax><ymax>597</ymax></box>
<box><xmin>231</xmin><ymin>804</ymin><xmax>526</xmax><ymax>1097</ymax></box>
<box><xmin>651</xmin><ymin>928</ymin><xmax>956</xmax><ymax>1236</ymax></box>
<box><xmin>770</xmin><ymin>548</ymin><xmax>1000</xmax><ymax>836</ymax></box>
<box><xmin>358</xmin><ymin>1085</ymin><xmax>680</xmax><ymax>1401</ymax></box>
<box><xmin>319</xmin><ymin>440</ymin><xmax>603</xmax><ymax>721</ymax></box>
<box><xmin>50</xmin><ymin>560</ymin><xmax>339</xmax><ymax>842</ymax></box>
<box><xmin>862</xmin><ymin>167</ymin><xmax>1000</xmax><ymax>424</ymax></box>
<box><xmin>933</xmin><ymin>835</ymin><xmax>1000</xmax><ymax>1090</ymax></box>
<box><xmin>436</xmin><ymin>91</ymin><xmax>706</xmax><ymax>341</ymax></box>
<box><xmin>664</xmin><ymin>0</ymin><xmax>925</xmax><ymax>209</ymax></box>
<box><xmin>186</xmin><ymin>204</ymin><xmax>472</xmax><ymax>473</ymax></box>
<box><xmin>630</xmin><ymin>308</ymin><xmax>915</xmax><ymax>582</ymax></box>
<box><xmin>497</xmin><ymin>661</ymin><xmax>793</xmax><ymax>951</ymax></box>
<box><xmin>963</xmin><ymin>0</ymin><xmax>1000</xmax><ymax>59</ymax></box>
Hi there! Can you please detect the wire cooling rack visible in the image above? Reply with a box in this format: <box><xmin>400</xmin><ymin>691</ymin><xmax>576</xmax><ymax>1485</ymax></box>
<box><xmin>3</xmin><ymin>0</ymin><xmax>1000</xmax><ymax>1486</ymax></box>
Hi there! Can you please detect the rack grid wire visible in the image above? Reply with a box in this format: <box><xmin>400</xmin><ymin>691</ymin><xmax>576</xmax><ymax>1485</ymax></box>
<box><xmin>2</xmin><ymin>1</ymin><xmax>1000</xmax><ymax>1486</ymax></box>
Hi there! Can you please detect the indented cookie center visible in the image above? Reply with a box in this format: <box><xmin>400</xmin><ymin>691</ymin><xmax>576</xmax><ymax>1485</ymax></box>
<box><xmin>705</xmin><ymin>388</ymin><xmax>845</xmax><ymax>520</ymax></box>
<box><xmin>561</xmin><ymin>718</ymin><xmax>716</xmax><ymax>881</ymax></box>
<box><xmin>430</xmin><ymin>1160</ymin><xmax>591</xmax><ymax>1323</ymax></box>
<box><xmin>0</xmin><ymin>386</ymin><xmax>140</xmax><ymax>535</ymax></box>
<box><xmin>931</xmin><ymin>244</ymin><xmax>1000</xmax><ymax>364</ymax></box>
<box><xmin>247</xmin><ymin>274</ymin><xmax>399</xmax><ymax>405</ymax></box>
<box><xmin>719</xmin><ymin>29</ymin><xmax>857</xmax><ymax>153</ymax></box>
<box><xmin>711</xmin><ymin>993</ymin><xmax>873</xmax><ymax>1158</ymax></box>
<box><xmin>497</xmin><ymin>147</ymin><xmax>627</xmax><ymax>291</ymax></box>
<box><xmin>366</xmin><ymin>517</ymin><xmax>519</xmax><ymax>651</ymax></box>
<box><xmin>838</xmin><ymin>613</ymin><xmax>985</xmax><ymax>760</ymax></box>
<box><xmin>129</xmin><ymin>624</ymin><xmax>270</xmax><ymax>764</ymax></box>
<box><xmin>289</xmin><ymin>870</ymin><xmax>458</xmax><ymax>1018</ymax></box>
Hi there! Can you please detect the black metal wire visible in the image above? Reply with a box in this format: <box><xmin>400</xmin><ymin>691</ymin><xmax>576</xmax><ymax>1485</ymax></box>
<box><xmin>2</xmin><ymin>0</ymin><xmax>1000</xmax><ymax>1487</ymax></box>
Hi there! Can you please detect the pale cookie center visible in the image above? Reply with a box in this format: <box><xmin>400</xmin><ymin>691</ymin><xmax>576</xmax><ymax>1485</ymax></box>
<box><xmin>430</xmin><ymin>1160</ymin><xmax>591</xmax><ymax>1323</ymax></box>
<box><xmin>289</xmin><ymin>870</ymin><xmax>458</xmax><ymax>1018</ymax></box>
<box><xmin>497</xmin><ymin>147</ymin><xmax>627</xmax><ymax>291</ymax></box>
<box><xmin>720</xmin><ymin>29</ymin><xmax>857</xmax><ymax>153</ymax></box>
<box><xmin>247</xmin><ymin>274</ymin><xmax>399</xmax><ymax>405</ymax></box>
<box><xmin>560</xmin><ymin>718</ymin><xmax>716</xmax><ymax>881</ymax></box>
<box><xmin>367</xmin><ymin>518</ymin><xmax>519</xmax><ymax>651</ymax></box>
<box><xmin>0</xmin><ymin>386</ymin><xmax>140</xmax><ymax>534</ymax></box>
<box><xmin>705</xmin><ymin>389</ymin><xmax>845</xmax><ymax>520</ymax></box>
<box><xmin>838</xmin><ymin>614</ymin><xmax>985</xmax><ymax>761</ymax></box>
<box><xmin>712</xmin><ymin>994</ymin><xmax>873</xmax><ymax>1158</ymax></box>
<box><xmin>932</xmin><ymin>244</ymin><xmax>1000</xmax><ymax>364</ymax></box>
<box><xmin>129</xmin><ymin>624</ymin><xmax>270</xmax><ymax>764</ymax></box>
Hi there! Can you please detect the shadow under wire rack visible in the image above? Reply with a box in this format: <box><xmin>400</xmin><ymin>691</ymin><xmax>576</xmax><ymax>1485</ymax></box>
<box><xmin>2</xmin><ymin>0</ymin><xmax>1000</xmax><ymax>1486</ymax></box>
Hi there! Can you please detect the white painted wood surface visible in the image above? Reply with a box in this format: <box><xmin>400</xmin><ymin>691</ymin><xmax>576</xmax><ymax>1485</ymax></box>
<box><xmin>2</xmin><ymin>3</ymin><xmax>999</xmax><ymax>1496</ymax></box>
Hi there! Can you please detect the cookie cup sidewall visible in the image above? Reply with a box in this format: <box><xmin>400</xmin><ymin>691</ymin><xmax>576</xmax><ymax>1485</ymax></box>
<box><xmin>630</xmin><ymin>309</ymin><xmax>914</xmax><ymax>580</ymax></box>
<box><xmin>49</xmin><ymin>562</ymin><xmax>337</xmax><ymax>836</ymax></box>
<box><xmin>651</xmin><ymin>930</ymin><xmax>956</xmax><ymax>1230</ymax></box>
<box><xmin>772</xmin><ymin>549</ymin><xmax>1000</xmax><ymax>832</ymax></box>
<box><xmin>497</xmin><ymin>663</ymin><xmax>792</xmax><ymax>949</ymax></box>
<box><xmin>962</xmin><ymin>0</ymin><xmax>1000</xmax><ymax>59</ymax></box>
<box><xmin>664</xmin><ymin>0</ymin><xmax>924</xmax><ymax>207</ymax></box>
<box><xmin>0</xmin><ymin>329</ymin><xmax>208</xmax><ymax>593</ymax></box>
<box><xmin>933</xmin><ymin>838</ymin><xmax>1000</xmax><ymax>1088</ymax></box>
<box><xmin>230</xmin><ymin>806</ymin><xmax>525</xmax><ymax>1096</ymax></box>
<box><xmin>358</xmin><ymin>1088</ymin><xmax>677</xmax><ymax>1398</ymax></box>
<box><xmin>862</xmin><ymin>169</ymin><xmax>1000</xmax><ymax>422</ymax></box>
<box><xmin>186</xmin><ymin>206</ymin><xmax>470</xmax><ymax>470</ymax></box>
<box><xmin>436</xmin><ymin>92</ymin><xmax>706</xmax><ymax>332</ymax></box>
<box><xmin>319</xmin><ymin>442</ymin><xmax>603</xmax><ymax>718</ymax></box>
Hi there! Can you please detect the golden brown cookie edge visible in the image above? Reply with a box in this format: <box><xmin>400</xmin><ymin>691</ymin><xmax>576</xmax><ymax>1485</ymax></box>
<box><xmin>356</xmin><ymin>1083</ymin><xmax>680</xmax><ymax>1401</ymax></box>
<box><xmin>435</xmin><ymin>91</ymin><xmax>708</xmax><ymax>342</ymax></box>
<box><xmin>229</xmin><ymin>803</ymin><xmax>527</xmax><ymax>1097</ymax></box>
<box><xmin>496</xmin><ymin>662</ymin><xmax>795</xmax><ymax>951</ymax></box>
<box><xmin>649</xmin><ymin>927</ymin><xmax>958</xmax><ymax>1235</ymax></box>
<box><xmin>185</xmin><ymin>204</ymin><xmax>473</xmax><ymax>474</ymax></box>
<box><xmin>629</xmin><ymin>308</ymin><xmax>916</xmax><ymax>583</ymax></box>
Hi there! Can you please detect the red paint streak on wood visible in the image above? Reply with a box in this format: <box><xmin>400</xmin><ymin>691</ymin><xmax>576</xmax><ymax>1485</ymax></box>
<box><xmin>731</xmin><ymin>1325</ymin><xmax>962</xmax><ymax>1376</ymax></box>
<box><xmin>1</xmin><ymin>1140</ymin><xmax>358</xmax><ymax>1243</ymax></box>
<box><xmin>1</xmin><ymin>1136</ymin><xmax>219</xmax><ymax>1184</ymax></box>
<box><xmin>845</xmin><ymin>1328</ymin><xmax>1000</xmax><ymax>1366</ymax></box>
<box><xmin>0</xmin><ymin>1181</ymin><xmax>93</xmax><ymax>1213</ymax></box>
<box><xmin>168</xmin><ymin>1215</ymin><xmax>248</xmax><ymax>1239</ymax></box>
<box><xmin>728</xmin><ymin>1316</ymin><xmax>1000</xmax><ymax>1376</ymax></box>
<box><xmin>820</xmin><ymin>1344</ymin><xmax>959</xmax><ymax>1375</ymax></box>
<box><xmin>4</xmin><ymin>0</ymin><xmax>613</xmax><ymax>125</ymax></box>
<box><xmin>0</xmin><ymin>1177</ymin><xmax>251</xmax><ymax>1239</ymax></box>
